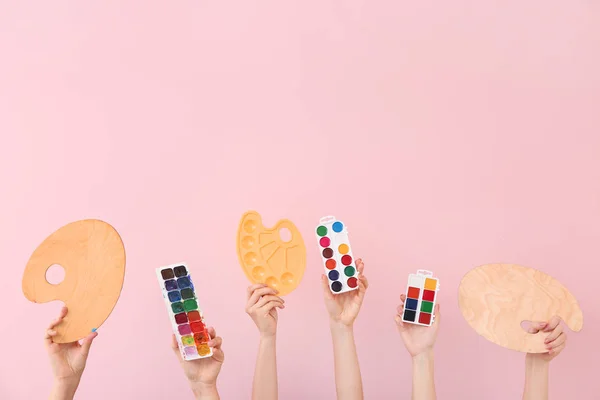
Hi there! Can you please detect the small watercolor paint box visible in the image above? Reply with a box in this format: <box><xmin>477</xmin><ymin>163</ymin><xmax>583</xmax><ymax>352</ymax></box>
<box><xmin>316</xmin><ymin>216</ymin><xmax>359</xmax><ymax>294</ymax></box>
<box><xmin>156</xmin><ymin>263</ymin><xmax>213</xmax><ymax>360</ymax></box>
<box><xmin>402</xmin><ymin>270</ymin><xmax>440</xmax><ymax>326</ymax></box>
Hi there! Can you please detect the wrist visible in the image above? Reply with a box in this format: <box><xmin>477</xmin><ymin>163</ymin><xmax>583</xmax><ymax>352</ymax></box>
<box><xmin>259</xmin><ymin>333</ymin><xmax>277</xmax><ymax>343</ymax></box>
<box><xmin>526</xmin><ymin>353</ymin><xmax>550</xmax><ymax>368</ymax></box>
<box><xmin>50</xmin><ymin>379</ymin><xmax>80</xmax><ymax>400</ymax></box>
<box><xmin>190</xmin><ymin>381</ymin><xmax>219</xmax><ymax>399</ymax></box>
<box><xmin>329</xmin><ymin>320</ymin><xmax>354</xmax><ymax>335</ymax></box>
<box><xmin>412</xmin><ymin>349</ymin><xmax>434</xmax><ymax>363</ymax></box>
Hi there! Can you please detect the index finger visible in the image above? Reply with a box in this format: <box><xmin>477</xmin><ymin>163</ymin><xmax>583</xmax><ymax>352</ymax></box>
<box><xmin>356</xmin><ymin>259</ymin><xmax>364</xmax><ymax>275</ymax></box>
<box><xmin>247</xmin><ymin>286</ymin><xmax>278</xmax><ymax>307</ymax></box>
<box><xmin>543</xmin><ymin>316</ymin><xmax>562</xmax><ymax>332</ymax></box>
<box><xmin>526</xmin><ymin>321</ymin><xmax>547</xmax><ymax>334</ymax></box>
<box><xmin>246</xmin><ymin>284</ymin><xmax>267</xmax><ymax>299</ymax></box>
<box><xmin>48</xmin><ymin>306</ymin><xmax>68</xmax><ymax>330</ymax></box>
<box><xmin>207</xmin><ymin>326</ymin><xmax>217</xmax><ymax>340</ymax></box>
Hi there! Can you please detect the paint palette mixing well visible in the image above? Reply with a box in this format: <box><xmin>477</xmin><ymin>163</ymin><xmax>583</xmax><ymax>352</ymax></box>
<box><xmin>402</xmin><ymin>270</ymin><xmax>440</xmax><ymax>326</ymax></box>
<box><xmin>156</xmin><ymin>263</ymin><xmax>212</xmax><ymax>360</ymax></box>
<box><xmin>236</xmin><ymin>211</ymin><xmax>306</xmax><ymax>296</ymax></box>
<box><xmin>316</xmin><ymin>216</ymin><xmax>359</xmax><ymax>294</ymax></box>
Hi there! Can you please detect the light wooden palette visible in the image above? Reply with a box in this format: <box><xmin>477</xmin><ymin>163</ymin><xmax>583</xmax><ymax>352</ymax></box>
<box><xmin>458</xmin><ymin>263</ymin><xmax>583</xmax><ymax>353</ymax></box>
<box><xmin>236</xmin><ymin>210</ymin><xmax>306</xmax><ymax>296</ymax></box>
<box><xmin>22</xmin><ymin>219</ymin><xmax>126</xmax><ymax>343</ymax></box>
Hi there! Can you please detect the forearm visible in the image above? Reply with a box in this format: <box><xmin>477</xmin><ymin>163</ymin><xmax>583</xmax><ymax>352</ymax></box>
<box><xmin>411</xmin><ymin>351</ymin><xmax>436</xmax><ymax>400</ymax></box>
<box><xmin>330</xmin><ymin>322</ymin><xmax>363</xmax><ymax>400</ymax></box>
<box><xmin>49</xmin><ymin>379</ymin><xmax>79</xmax><ymax>400</ymax></box>
<box><xmin>522</xmin><ymin>355</ymin><xmax>549</xmax><ymax>400</ymax></box>
<box><xmin>252</xmin><ymin>335</ymin><xmax>278</xmax><ymax>400</ymax></box>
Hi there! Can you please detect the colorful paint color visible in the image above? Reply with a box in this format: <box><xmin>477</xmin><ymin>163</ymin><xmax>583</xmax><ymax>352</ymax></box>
<box><xmin>168</xmin><ymin>291</ymin><xmax>182</xmax><ymax>302</ymax></box>
<box><xmin>316</xmin><ymin>216</ymin><xmax>359</xmax><ymax>294</ymax></box>
<box><xmin>401</xmin><ymin>270</ymin><xmax>440</xmax><ymax>327</ymax></box>
<box><xmin>181</xmin><ymin>288</ymin><xmax>194</xmax><ymax>299</ymax></box>
<box><xmin>187</xmin><ymin>311</ymin><xmax>201</xmax><ymax>321</ymax></box>
<box><xmin>182</xmin><ymin>335</ymin><xmax>195</xmax><ymax>346</ymax></box>
<box><xmin>156</xmin><ymin>262</ymin><xmax>213</xmax><ymax>361</ymax></box>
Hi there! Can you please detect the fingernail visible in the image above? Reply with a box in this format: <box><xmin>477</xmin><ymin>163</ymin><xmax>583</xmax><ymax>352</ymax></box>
<box><xmin>91</xmin><ymin>328</ymin><xmax>97</xmax><ymax>333</ymax></box>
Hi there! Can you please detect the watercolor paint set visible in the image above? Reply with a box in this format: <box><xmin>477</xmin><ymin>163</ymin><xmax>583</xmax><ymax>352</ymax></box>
<box><xmin>156</xmin><ymin>263</ymin><xmax>212</xmax><ymax>360</ymax></box>
<box><xmin>316</xmin><ymin>216</ymin><xmax>359</xmax><ymax>294</ymax></box>
<box><xmin>402</xmin><ymin>270</ymin><xmax>440</xmax><ymax>326</ymax></box>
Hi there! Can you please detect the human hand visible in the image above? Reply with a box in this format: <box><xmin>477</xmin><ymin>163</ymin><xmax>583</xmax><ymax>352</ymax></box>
<box><xmin>525</xmin><ymin>316</ymin><xmax>567</xmax><ymax>363</ymax></box>
<box><xmin>321</xmin><ymin>258</ymin><xmax>368</xmax><ymax>327</ymax></box>
<box><xmin>394</xmin><ymin>294</ymin><xmax>440</xmax><ymax>358</ymax></box>
<box><xmin>171</xmin><ymin>327</ymin><xmax>224</xmax><ymax>397</ymax></box>
<box><xmin>46</xmin><ymin>306</ymin><xmax>97</xmax><ymax>386</ymax></box>
<box><xmin>245</xmin><ymin>284</ymin><xmax>285</xmax><ymax>338</ymax></box>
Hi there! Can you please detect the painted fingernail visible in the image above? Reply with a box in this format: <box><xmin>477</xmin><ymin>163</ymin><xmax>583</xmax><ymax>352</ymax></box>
<box><xmin>91</xmin><ymin>328</ymin><xmax>97</xmax><ymax>332</ymax></box>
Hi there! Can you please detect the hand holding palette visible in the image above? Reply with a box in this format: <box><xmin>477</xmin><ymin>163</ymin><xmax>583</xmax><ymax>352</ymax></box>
<box><xmin>156</xmin><ymin>263</ymin><xmax>212</xmax><ymax>360</ymax></box>
<box><xmin>402</xmin><ymin>270</ymin><xmax>440</xmax><ymax>326</ymax></box>
<box><xmin>22</xmin><ymin>219</ymin><xmax>126</xmax><ymax>343</ymax></box>
<box><xmin>316</xmin><ymin>216</ymin><xmax>359</xmax><ymax>294</ymax></box>
<box><xmin>459</xmin><ymin>263</ymin><xmax>583</xmax><ymax>353</ymax></box>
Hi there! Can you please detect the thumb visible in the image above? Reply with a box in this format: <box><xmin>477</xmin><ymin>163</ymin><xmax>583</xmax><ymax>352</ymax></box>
<box><xmin>395</xmin><ymin>315</ymin><xmax>406</xmax><ymax>332</ymax></box>
<box><xmin>170</xmin><ymin>334</ymin><xmax>179</xmax><ymax>352</ymax></box>
<box><xmin>170</xmin><ymin>334</ymin><xmax>183</xmax><ymax>361</ymax></box>
<box><xmin>433</xmin><ymin>303</ymin><xmax>441</xmax><ymax>325</ymax></box>
<box><xmin>80</xmin><ymin>331</ymin><xmax>98</xmax><ymax>356</ymax></box>
<box><xmin>321</xmin><ymin>274</ymin><xmax>334</xmax><ymax>299</ymax></box>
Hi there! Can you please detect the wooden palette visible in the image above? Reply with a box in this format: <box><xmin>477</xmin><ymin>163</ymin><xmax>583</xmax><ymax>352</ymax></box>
<box><xmin>236</xmin><ymin>211</ymin><xmax>306</xmax><ymax>296</ymax></box>
<box><xmin>22</xmin><ymin>219</ymin><xmax>126</xmax><ymax>343</ymax></box>
<box><xmin>458</xmin><ymin>263</ymin><xmax>583</xmax><ymax>353</ymax></box>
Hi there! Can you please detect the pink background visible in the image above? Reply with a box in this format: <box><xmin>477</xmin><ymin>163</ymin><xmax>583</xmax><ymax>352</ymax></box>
<box><xmin>1</xmin><ymin>1</ymin><xmax>599</xmax><ymax>399</ymax></box>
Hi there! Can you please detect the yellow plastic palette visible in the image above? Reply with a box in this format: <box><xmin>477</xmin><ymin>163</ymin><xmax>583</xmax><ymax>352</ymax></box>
<box><xmin>458</xmin><ymin>263</ymin><xmax>583</xmax><ymax>353</ymax></box>
<box><xmin>236</xmin><ymin>211</ymin><xmax>306</xmax><ymax>296</ymax></box>
<box><xmin>22</xmin><ymin>219</ymin><xmax>126</xmax><ymax>343</ymax></box>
